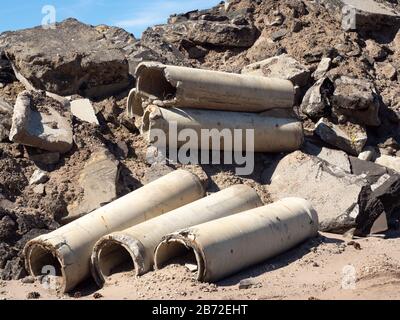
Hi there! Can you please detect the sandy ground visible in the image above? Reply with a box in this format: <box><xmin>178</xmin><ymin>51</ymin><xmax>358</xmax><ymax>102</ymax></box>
<box><xmin>2</xmin><ymin>231</ymin><xmax>400</xmax><ymax>300</ymax></box>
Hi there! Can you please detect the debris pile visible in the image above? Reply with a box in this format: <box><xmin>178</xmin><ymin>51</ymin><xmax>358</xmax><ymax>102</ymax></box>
<box><xmin>0</xmin><ymin>0</ymin><xmax>400</xmax><ymax>298</ymax></box>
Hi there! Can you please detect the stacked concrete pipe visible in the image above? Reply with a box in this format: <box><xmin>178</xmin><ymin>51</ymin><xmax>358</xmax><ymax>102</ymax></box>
<box><xmin>154</xmin><ymin>198</ymin><xmax>319</xmax><ymax>283</ymax></box>
<box><xmin>90</xmin><ymin>185</ymin><xmax>263</xmax><ymax>287</ymax></box>
<box><xmin>127</xmin><ymin>62</ymin><xmax>303</xmax><ymax>153</ymax></box>
<box><xmin>23</xmin><ymin>170</ymin><xmax>205</xmax><ymax>293</ymax></box>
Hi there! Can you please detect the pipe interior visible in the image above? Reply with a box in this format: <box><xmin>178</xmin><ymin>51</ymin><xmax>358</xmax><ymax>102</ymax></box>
<box><xmin>137</xmin><ymin>68</ymin><xmax>176</xmax><ymax>101</ymax></box>
<box><xmin>156</xmin><ymin>241</ymin><xmax>199</xmax><ymax>274</ymax></box>
<box><xmin>29</xmin><ymin>245</ymin><xmax>63</xmax><ymax>277</ymax></box>
<box><xmin>98</xmin><ymin>242</ymin><xmax>135</xmax><ymax>277</ymax></box>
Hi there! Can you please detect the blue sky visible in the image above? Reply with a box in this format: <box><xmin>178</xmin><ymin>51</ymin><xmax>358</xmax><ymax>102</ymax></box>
<box><xmin>0</xmin><ymin>0</ymin><xmax>221</xmax><ymax>37</ymax></box>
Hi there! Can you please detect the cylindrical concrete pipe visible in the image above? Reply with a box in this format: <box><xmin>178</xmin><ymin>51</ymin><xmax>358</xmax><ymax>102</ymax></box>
<box><xmin>154</xmin><ymin>198</ymin><xmax>319</xmax><ymax>283</ymax></box>
<box><xmin>90</xmin><ymin>185</ymin><xmax>263</xmax><ymax>286</ymax></box>
<box><xmin>141</xmin><ymin>106</ymin><xmax>304</xmax><ymax>153</ymax></box>
<box><xmin>129</xmin><ymin>62</ymin><xmax>294</xmax><ymax>116</ymax></box>
<box><xmin>23</xmin><ymin>170</ymin><xmax>205</xmax><ymax>293</ymax></box>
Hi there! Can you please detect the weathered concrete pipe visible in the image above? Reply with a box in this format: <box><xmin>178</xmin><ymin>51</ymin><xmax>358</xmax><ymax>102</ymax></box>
<box><xmin>142</xmin><ymin>106</ymin><xmax>304</xmax><ymax>153</ymax></box>
<box><xmin>154</xmin><ymin>198</ymin><xmax>319</xmax><ymax>283</ymax></box>
<box><xmin>129</xmin><ymin>62</ymin><xmax>294</xmax><ymax>116</ymax></box>
<box><xmin>23</xmin><ymin>170</ymin><xmax>205</xmax><ymax>293</ymax></box>
<box><xmin>90</xmin><ymin>185</ymin><xmax>263</xmax><ymax>286</ymax></box>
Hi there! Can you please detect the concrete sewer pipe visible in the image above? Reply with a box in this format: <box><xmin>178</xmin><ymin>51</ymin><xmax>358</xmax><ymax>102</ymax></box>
<box><xmin>141</xmin><ymin>106</ymin><xmax>304</xmax><ymax>153</ymax></box>
<box><xmin>24</xmin><ymin>170</ymin><xmax>205</xmax><ymax>293</ymax></box>
<box><xmin>90</xmin><ymin>185</ymin><xmax>263</xmax><ymax>287</ymax></box>
<box><xmin>128</xmin><ymin>62</ymin><xmax>295</xmax><ymax>117</ymax></box>
<box><xmin>154</xmin><ymin>198</ymin><xmax>319</xmax><ymax>283</ymax></box>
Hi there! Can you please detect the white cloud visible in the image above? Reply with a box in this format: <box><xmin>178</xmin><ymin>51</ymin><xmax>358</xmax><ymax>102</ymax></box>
<box><xmin>115</xmin><ymin>0</ymin><xmax>220</xmax><ymax>30</ymax></box>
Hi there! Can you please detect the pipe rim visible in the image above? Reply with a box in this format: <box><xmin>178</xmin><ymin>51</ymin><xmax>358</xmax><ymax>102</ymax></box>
<box><xmin>23</xmin><ymin>240</ymin><xmax>68</xmax><ymax>293</ymax></box>
<box><xmin>154</xmin><ymin>234</ymin><xmax>207</xmax><ymax>282</ymax></box>
<box><xmin>91</xmin><ymin>236</ymin><xmax>144</xmax><ymax>287</ymax></box>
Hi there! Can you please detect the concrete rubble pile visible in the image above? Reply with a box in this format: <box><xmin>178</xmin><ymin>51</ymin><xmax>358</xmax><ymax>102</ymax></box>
<box><xmin>1</xmin><ymin>0</ymin><xmax>400</xmax><ymax>297</ymax></box>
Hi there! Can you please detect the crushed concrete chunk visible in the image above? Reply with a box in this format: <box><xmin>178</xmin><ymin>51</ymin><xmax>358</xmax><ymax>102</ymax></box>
<box><xmin>66</xmin><ymin>148</ymin><xmax>119</xmax><ymax>221</ymax></box>
<box><xmin>315</xmin><ymin>118</ymin><xmax>367</xmax><ymax>156</ymax></box>
<box><xmin>70</xmin><ymin>99</ymin><xmax>99</xmax><ymax>125</ymax></box>
<box><xmin>9</xmin><ymin>91</ymin><xmax>73</xmax><ymax>154</ymax></box>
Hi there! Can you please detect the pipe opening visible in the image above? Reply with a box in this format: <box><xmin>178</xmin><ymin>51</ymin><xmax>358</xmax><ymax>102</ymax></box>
<box><xmin>28</xmin><ymin>244</ymin><xmax>63</xmax><ymax>277</ymax></box>
<box><xmin>137</xmin><ymin>67</ymin><xmax>176</xmax><ymax>101</ymax></box>
<box><xmin>155</xmin><ymin>240</ymin><xmax>204</xmax><ymax>280</ymax></box>
<box><xmin>97</xmin><ymin>241</ymin><xmax>135</xmax><ymax>278</ymax></box>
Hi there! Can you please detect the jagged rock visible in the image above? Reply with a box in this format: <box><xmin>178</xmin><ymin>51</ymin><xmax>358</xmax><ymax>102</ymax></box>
<box><xmin>265</xmin><ymin>151</ymin><xmax>399</xmax><ymax>235</ymax></box>
<box><xmin>179</xmin><ymin>39</ymin><xmax>208</xmax><ymax>59</ymax></box>
<box><xmin>375</xmin><ymin>155</ymin><xmax>400</xmax><ymax>173</ymax></box>
<box><xmin>331</xmin><ymin>76</ymin><xmax>381</xmax><ymax>127</ymax></box>
<box><xmin>265</xmin><ymin>151</ymin><xmax>367</xmax><ymax>233</ymax></box>
<box><xmin>315</xmin><ymin>118</ymin><xmax>367</xmax><ymax>156</ymax></box>
<box><xmin>0</xmin><ymin>98</ymin><xmax>12</xmax><ymax>141</ymax></box>
<box><xmin>9</xmin><ymin>91</ymin><xmax>73</xmax><ymax>154</ymax></box>
<box><xmin>313</xmin><ymin>58</ymin><xmax>331</xmax><ymax>80</ymax></box>
<box><xmin>66</xmin><ymin>148</ymin><xmax>119</xmax><ymax>222</ymax></box>
<box><xmin>303</xmin><ymin>141</ymin><xmax>351</xmax><ymax>173</ymax></box>
<box><xmin>95</xmin><ymin>25</ymin><xmax>137</xmax><ymax>52</ymax></box>
<box><xmin>349</xmin><ymin>157</ymin><xmax>389</xmax><ymax>184</ymax></box>
<box><xmin>358</xmin><ymin>146</ymin><xmax>377</xmax><ymax>161</ymax></box>
<box><xmin>300</xmin><ymin>78</ymin><xmax>334</xmax><ymax>119</ymax></box>
<box><xmin>186</xmin><ymin>20</ymin><xmax>258</xmax><ymax>48</ymax></box>
<box><xmin>334</xmin><ymin>0</ymin><xmax>400</xmax><ymax>32</ymax></box>
<box><xmin>355</xmin><ymin>175</ymin><xmax>400</xmax><ymax>236</ymax></box>
<box><xmin>242</xmin><ymin>54</ymin><xmax>310</xmax><ymax>87</ymax></box>
<box><xmin>271</xmin><ymin>29</ymin><xmax>288</xmax><ymax>41</ymax></box>
<box><xmin>0</xmin><ymin>19</ymin><xmax>130</xmax><ymax>98</ymax></box>
<box><xmin>29</xmin><ymin>169</ymin><xmax>49</xmax><ymax>185</ymax></box>
<box><xmin>70</xmin><ymin>99</ymin><xmax>99</xmax><ymax>125</ymax></box>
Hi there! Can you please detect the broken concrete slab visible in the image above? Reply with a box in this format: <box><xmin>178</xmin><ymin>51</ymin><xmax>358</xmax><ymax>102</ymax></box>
<box><xmin>66</xmin><ymin>148</ymin><xmax>119</xmax><ymax>221</ymax></box>
<box><xmin>0</xmin><ymin>19</ymin><xmax>130</xmax><ymax>98</ymax></box>
<box><xmin>313</xmin><ymin>58</ymin><xmax>331</xmax><ymax>80</ymax></box>
<box><xmin>265</xmin><ymin>151</ymin><xmax>393</xmax><ymax>235</ymax></box>
<box><xmin>70</xmin><ymin>99</ymin><xmax>99</xmax><ymax>125</ymax></box>
<box><xmin>375</xmin><ymin>155</ymin><xmax>400</xmax><ymax>173</ymax></box>
<box><xmin>9</xmin><ymin>91</ymin><xmax>73</xmax><ymax>154</ymax></box>
<box><xmin>349</xmin><ymin>156</ymin><xmax>389</xmax><ymax>184</ymax></box>
<box><xmin>355</xmin><ymin>175</ymin><xmax>400</xmax><ymax>236</ymax></box>
<box><xmin>331</xmin><ymin>76</ymin><xmax>381</xmax><ymax>127</ymax></box>
<box><xmin>300</xmin><ymin>78</ymin><xmax>334</xmax><ymax>119</ymax></box>
<box><xmin>315</xmin><ymin>118</ymin><xmax>367</xmax><ymax>156</ymax></box>
<box><xmin>187</xmin><ymin>20</ymin><xmax>258</xmax><ymax>48</ymax></box>
<box><xmin>337</xmin><ymin>0</ymin><xmax>400</xmax><ymax>32</ymax></box>
<box><xmin>303</xmin><ymin>141</ymin><xmax>351</xmax><ymax>173</ymax></box>
<box><xmin>242</xmin><ymin>54</ymin><xmax>311</xmax><ymax>87</ymax></box>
